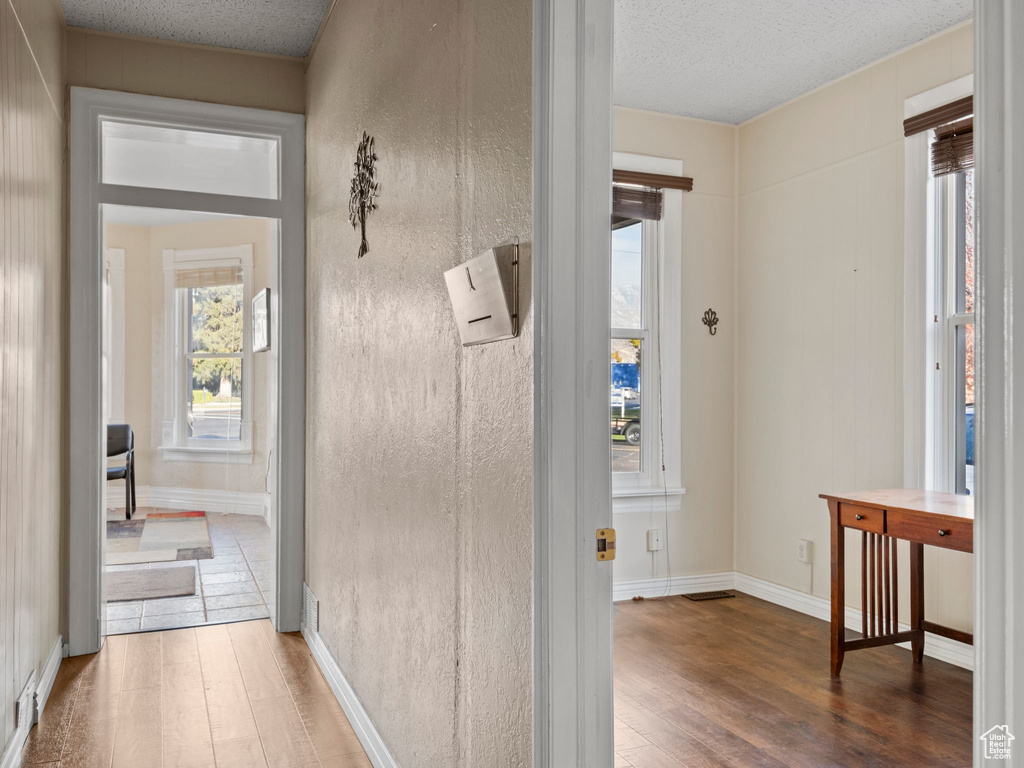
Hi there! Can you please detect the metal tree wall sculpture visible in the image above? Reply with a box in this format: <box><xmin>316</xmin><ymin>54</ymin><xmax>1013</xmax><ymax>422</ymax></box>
<box><xmin>348</xmin><ymin>132</ymin><xmax>379</xmax><ymax>258</ymax></box>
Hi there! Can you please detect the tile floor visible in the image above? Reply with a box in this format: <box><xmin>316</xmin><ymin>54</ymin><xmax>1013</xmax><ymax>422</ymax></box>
<box><xmin>105</xmin><ymin>508</ymin><xmax>273</xmax><ymax>635</ymax></box>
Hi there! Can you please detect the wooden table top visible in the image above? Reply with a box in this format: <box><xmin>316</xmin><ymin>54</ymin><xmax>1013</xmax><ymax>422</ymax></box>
<box><xmin>819</xmin><ymin>488</ymin><xmax>974</xmax><ymax>523</ymax></box>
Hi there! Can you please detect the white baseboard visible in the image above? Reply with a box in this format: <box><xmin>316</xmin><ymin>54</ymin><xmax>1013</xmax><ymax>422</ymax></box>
<box><xmin>613</xmin><ymin>572</ymin><xmax>735</xmax><ymax>602</ymax></box>
<box><xmin>0</xmin><ymin>635</ymin><xmax>63</xmax><ymax>768</ymax></box>
<box><xmin>108</xmin><ymin>485</ymin><xmax>269</xmax><ymax>523</ymax></box>
<box><xmin>733</xmin><ymin>573</ymin><xmax>974</xmax><ymax>670</ymax></box>
<box><xmin>33</xmin><ymin>636</ymin><xmax>64</xmax><ymax>723</ymax></box>
<box><xmin>301</xmin><ymin>623</ymin><xmax>400</xmax><ymax>768</ymax></box>
<box><xmin>614</xmin><ymin>571</ymin><xmax>973</xmax><ymax>670</ymax></box>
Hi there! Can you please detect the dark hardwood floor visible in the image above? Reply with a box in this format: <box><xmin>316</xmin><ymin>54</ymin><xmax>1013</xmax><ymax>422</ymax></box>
<box><xmin>614</xmin><ymin>592</ymin><xmax>972</xmax><ymax>768</ymax></box>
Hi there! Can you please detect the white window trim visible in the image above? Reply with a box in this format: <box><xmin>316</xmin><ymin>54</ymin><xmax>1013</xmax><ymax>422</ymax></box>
<box><xmin>160</xmin><ymin>244</ymin><xmax>255</xmax><ymax>464</ymax></box>
<box><xmin>611</xmin><ymin>152</ymin><xmax>684</xmax><ymax>512</ymax></box>
<box><xmin>902</xmin><ymin>74</ymin><xmax>973</xmax><ymax>490</ymax></box>
<box><xmin>103</xmin><ymin>248</ymin><xmax>126</xmax><ymax>424</ymax></box>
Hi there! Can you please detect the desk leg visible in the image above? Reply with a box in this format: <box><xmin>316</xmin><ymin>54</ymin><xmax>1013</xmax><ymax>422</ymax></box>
<box><xmin>910</xmin><ymin>541</ymin><xmax>924</xmax><ymax>663</ymax></box>
<box><xmin>829</xmin><ymin>500</ymin><xmax>845</xmax><ymax>677</ymax></box>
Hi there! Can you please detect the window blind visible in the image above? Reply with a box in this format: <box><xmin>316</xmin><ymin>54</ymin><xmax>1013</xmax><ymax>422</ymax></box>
<box><xmin>174</xmin><ymin>265</ymin><xmax>242</xmax><ymax>289</ymax></box>
<box><xmin>612</xmin><ymin>184</ymin><xmax>663</xmax><ymax>221</ymax></box>
<box><xmin>932</xmin><ymin>117</ymin><xmax>973</xmax><ymax>177</ymax></box>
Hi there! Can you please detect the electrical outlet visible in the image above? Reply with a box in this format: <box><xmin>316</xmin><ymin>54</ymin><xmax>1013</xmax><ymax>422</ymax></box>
<box><xmin>798</xmin><ymin>539</ymin><xmax>813</xmax><ymax>564</ymax></box>
<box><xmin>647</xmin><ymin>529</ymin><xmax>664</xmax><ymax>552</ymax></box>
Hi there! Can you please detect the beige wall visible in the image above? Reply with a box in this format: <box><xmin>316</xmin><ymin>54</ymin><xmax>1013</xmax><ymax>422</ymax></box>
<box><xmin>105</xmin><ymin>218</ymin><xmax>273</xmax><ymax>495</ymax></box>
<box><xmin>612</xmin><ymin>108</ymin><xmax>737</xmax><ymax>583</ymax></box>
<box><xmin>735</xmin><ymin>22</ymin><xmax>974</xmax><ymax>631</ymax></box>
<box><xmin>64</xmin><ymin>27</ymin><xmax>305</xmax><ymax>114</ymax></box>
<box><xmin>304</xmin><ymin>0</ymin><xmax>532</xmax><ymax>764</ymax></box>
<box><xmin>0</xmin><ymin>0</ymin><xmax>65</xmax><ymax>755</ymax></box>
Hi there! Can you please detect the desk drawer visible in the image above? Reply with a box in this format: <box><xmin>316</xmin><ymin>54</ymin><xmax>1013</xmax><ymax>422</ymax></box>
<box><xmin>887</xmin><ymin>513</ymin><xmax>972</xmax><ymax>553</ymax></box>
<box><xmin>840</xmin><ymin>503</ymin><xmax>885</xmax><ymax>533</ymax></box>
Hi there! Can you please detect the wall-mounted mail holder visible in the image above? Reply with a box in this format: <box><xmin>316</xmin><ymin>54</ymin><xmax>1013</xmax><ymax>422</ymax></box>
<box><xmin>444</xmin><ymin>237</ymin><xmax>519</xmax><ymax>346</ymax></box>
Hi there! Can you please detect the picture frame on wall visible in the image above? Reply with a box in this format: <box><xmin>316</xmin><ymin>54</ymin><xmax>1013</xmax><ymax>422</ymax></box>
<box><xmin>252</xmin><ymin>288</ymin><xmax>270</xmax><ymax>352</ymax></box>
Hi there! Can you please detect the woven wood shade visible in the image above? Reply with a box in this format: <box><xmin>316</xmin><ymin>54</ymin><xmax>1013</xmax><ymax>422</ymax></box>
<box><xmin>903</xmin><ymin>95</ymin><xmax>972</xmax><ymax>137</ymax></box>
<box><xmin>174</xmin><ymin>266</ymin><xmax>242</xmax><ymax>289</ymax></box>
<box><xmin>612</xmin><ymin>184</ymin><xmax>662</xmax><ymax>221</ymax></box>
<box><xmin>932</xmin><ymin>117</ymin><xmax>973</xmax><ymax>176</ymax></box>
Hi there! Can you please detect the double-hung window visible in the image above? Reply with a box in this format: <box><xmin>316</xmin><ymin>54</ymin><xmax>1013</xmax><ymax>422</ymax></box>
<box><xmin>609</xmin><ymin>157</ymin><xmax>683</xmax><ymax>507</ymax></box>
<box><xmin>161</xmin><ymin>245</ymin><xmax>254</xmax><ymax>462</ymax></box>
<box><xmin>935</xmin><ymin>165</ymin><xmax>975</xmax><ymax>495</ymax></box>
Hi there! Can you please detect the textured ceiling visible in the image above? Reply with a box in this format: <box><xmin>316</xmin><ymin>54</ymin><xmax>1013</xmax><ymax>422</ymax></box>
<box><xmin>615</xmin><ymin>0</ymin><xmax>972</xmax><ymax>124</ymax></box>
<box><xmin>61</xmin><ymin>0</ymin><xmax>332</xmax><ymax>57</ymax></box>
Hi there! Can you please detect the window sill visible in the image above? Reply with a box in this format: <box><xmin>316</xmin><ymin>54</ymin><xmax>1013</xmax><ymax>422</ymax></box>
<box><xmin>159</xmin><ymin>445</ymin><xmax>254</xmax><ymax>465</ymax></box>
<box><xmin>612</xmin><ymin>486</ymin><xmax>686</xmax><ymax>514</ymax></box>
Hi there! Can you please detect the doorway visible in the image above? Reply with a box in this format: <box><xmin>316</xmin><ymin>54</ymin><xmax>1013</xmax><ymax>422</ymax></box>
<box><xmin>69</xmin><ymin>88</ymin><xmax>306</xmax><ymax>655</ymax></box>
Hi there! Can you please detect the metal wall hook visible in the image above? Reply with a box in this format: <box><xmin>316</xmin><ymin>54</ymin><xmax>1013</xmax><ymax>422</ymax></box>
<box><xmin>702</xmin><ymin>308</ymin><xmax>719</xmax><ymax>336</ymax></box>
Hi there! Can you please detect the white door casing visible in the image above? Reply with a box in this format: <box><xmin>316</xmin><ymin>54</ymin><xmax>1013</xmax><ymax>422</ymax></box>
<box><xmin>533</xmin><ymin>0</ymin><xmax>615</xmax><ymax>764</ymax></box>
<box><xmin>69</xmin><ymin>87</ymin><xmax>306</xmax><ymax>654</ymax></box>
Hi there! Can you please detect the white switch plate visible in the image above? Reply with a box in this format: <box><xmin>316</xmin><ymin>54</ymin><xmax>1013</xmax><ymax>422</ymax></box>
<box><xmin>798</xmin><ymin>539</ymin><xmax>813</xmax><ymax>564</ymax></box>
<box><xmin>647</xmin><ymin>529</ymin><xmax>664</xmax><ymax>552</ymax></box>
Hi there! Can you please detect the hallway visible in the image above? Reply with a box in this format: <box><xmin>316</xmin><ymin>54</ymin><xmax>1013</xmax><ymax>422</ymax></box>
<box><xmin>21</xmin><ymin>621</ymin><xmax>369</xmax><ymax>768</ymax></box>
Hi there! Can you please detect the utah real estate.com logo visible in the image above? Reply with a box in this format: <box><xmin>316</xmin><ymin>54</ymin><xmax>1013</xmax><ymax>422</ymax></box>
<box><xmin>981</xmin><ymin>725</ymin><xmax>1015</xmax><ymax>760</ymax></box>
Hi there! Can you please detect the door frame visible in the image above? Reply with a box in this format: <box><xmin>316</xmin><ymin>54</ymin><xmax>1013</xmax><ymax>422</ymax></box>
<box><xmin>532</xmin><ymin>0</ymin><xmax>615</xmax><ymax>764</ymax></box>
<box><xmin>68</xmin><ymin>87</ymin><xmax>306</xmax><ymax>654</ymax></box>
<box><xmin>974</xmin><ymin>1</ymin><xmax>1024</xmax><ymax>758</ymax></box>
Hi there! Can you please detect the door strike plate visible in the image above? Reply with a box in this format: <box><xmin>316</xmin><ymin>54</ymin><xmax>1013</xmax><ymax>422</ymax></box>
<box><xmin>597</xmin><ymin>528</ymin><xmax>616</xmax><ymax>561</ymax></box>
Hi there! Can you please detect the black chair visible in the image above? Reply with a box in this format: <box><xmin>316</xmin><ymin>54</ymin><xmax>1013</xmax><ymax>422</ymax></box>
<box><xmin>107</xmin><ymin>424</ymin><xmax>136</xmax><ymax>520</ymax></box>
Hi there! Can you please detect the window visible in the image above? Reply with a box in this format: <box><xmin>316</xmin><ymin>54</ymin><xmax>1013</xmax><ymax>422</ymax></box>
<box><xmin>609</xmin><ymin>156</ymin><xmax>683</xmax><ymax>506</ymax></box>
<box><xmin>161</xmin><ymin>245</ymin><xmax>254</xmax><ymax>461</ymax></box>
<box><xmin>611</xmin><ymin>219</ymin><xmax>649</xmax><ymax>476</ymax></box>
<box><xmin>935</xmin><ymin>168</ymin><xmax>975</xmax><ymax>495</ymax></box>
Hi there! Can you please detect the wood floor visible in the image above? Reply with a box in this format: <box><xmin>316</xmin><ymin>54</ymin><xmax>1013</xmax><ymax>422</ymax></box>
<box><xmin>21</xmin><ymin>620</ymin><xmax>370</xmax><ymax>768</ymax></box>
<box><xmin>614</xmin><ymin>592</ymin><xmax>972</xmax><ymax>768</ymax></box>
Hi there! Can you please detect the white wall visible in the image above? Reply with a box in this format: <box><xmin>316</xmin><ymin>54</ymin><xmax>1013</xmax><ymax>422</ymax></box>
<box><xmin>735</xmin><ymin>21</ymin><xmax>974</xmax><ymax>631</ymax></box>
<box><xmin>0</xmin><ymin>0</ymin><xmax>64</xmax><ymax>758</ymax></box>
<box><xmin>104</xmin><ymin>217</ymin><xmax>273</xmax><ymax>496</ymax></box>
<box><xmin>611</xmin><ymin>108</ymin><xmax>737</xmax><ymax>586</ymax></box>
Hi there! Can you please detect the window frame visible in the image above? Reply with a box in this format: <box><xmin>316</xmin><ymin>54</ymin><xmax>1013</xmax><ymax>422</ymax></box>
<box><xmin>611</xmin><ymin>217</ymin><xmax>660</xmax><ymax>489</ymax></box>
<box><xmin>160</xmin><ymin>244</ymin><xmax>255</xmax><ymax>463</ymax></box>
<box><xmin>611</xmin><ymin>153</ymin><xmax>684</xmax><ymax>511</ymax></box>
<box><xmin>933</xmin><ymin>170</ymin><xmax>975</xmax><ymax>494</ymax></box>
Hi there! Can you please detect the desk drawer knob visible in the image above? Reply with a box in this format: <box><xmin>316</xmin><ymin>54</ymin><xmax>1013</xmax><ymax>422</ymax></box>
<box><xmin>855</xmin><ymin>514</ymin><xmax>864</xmax><ymax>520</ymax></box>
<box><xmin>938</xmin><ymin>529</ymin><xmax>948</xmax><ymax>537</ymax></box>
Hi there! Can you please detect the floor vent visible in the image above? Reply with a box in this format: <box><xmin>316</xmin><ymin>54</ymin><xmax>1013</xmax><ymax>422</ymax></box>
<box><xmin>303</xmin><ymin>582</ymin><xmax>319</xmax><ymax>633</ymax></box>
<box><xmin>682</xmin><ymin>591</ymin><xmax>735</xmax><ymax>601</ymax></box>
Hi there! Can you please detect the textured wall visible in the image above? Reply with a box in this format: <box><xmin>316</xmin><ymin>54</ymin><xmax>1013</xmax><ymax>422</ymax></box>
<box><xmin>0</xmin><ymin>0</ymin><xmax>64</xmax><ymax>755</ymax></box>
<box><xmin>304</xmin><ymin>0</ymin><xmax>532</xmax><ymax>765</ymax></box>
<box><xmin>104</xmin><ymin>218</ymin><xmax>272</xmax><ymax>493</ymax></box>
<box><xmin>611</xmin><ymin>107</ymin><xmax>737</xmax><ymax>583</ymax></box>
<box><xmin>64</xmin><ymin>27</ymin><xmax>305</xmax><ymax>113</ymax></box>
<box><xmin>736</xmin><ymin>22</ymin><xmax>974</xmax><ymax>631</ymax></box>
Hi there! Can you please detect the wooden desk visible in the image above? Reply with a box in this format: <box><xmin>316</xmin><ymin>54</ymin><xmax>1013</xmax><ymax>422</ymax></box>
<box><xmin>819</xmin><ymin>489</ymin><xmax>973</xmax><ymax>676</ymax></box>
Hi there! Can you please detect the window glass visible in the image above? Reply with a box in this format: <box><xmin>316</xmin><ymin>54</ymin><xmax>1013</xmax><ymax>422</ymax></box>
<box><xmin>611</xmin><ymin>338</ymin><xmax>642</xmax><ymax>473</ymax></box>
<box><xmin>190</xmin><ymin>284</ymin><xmax>244</xmax><ymax>355</ymax></box>
<box><xmin>185</xmin><ymin>281</ymin><xmax>244</xmax><ymax>442</ymax></box>
<box><xmin>102</xmin><ymin>120</ymin><xmax>279</xmax><ymax>200</ymax></box>
<box><xmin>612</xmin><ymin>221</ymin><xmax>642</xmax><ymax>329</ymax></box>
<box><xmin>188</xmin><ymin>358</ymin><xmax>242</xmax><ymax>441</ymax></box>
<box><xmin>957</xmin><ymin>322</ymin><xmax>975</xmax><ymax>496</ymax></box>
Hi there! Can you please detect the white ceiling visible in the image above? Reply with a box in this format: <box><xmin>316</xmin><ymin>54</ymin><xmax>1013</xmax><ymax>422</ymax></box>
<box><xmin>614</xmin><ymin>0</ymin><xmax>972</xmax><ymax>125</ymax></box>
<box><xmin>61</xmin><ymin>0</ymin><xmax>332</xmax><ymax>57</ymax></box>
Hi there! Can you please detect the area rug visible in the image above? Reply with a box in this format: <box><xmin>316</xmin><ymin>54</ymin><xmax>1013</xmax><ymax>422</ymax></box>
<box><xmin>106</xmin><ymin>510</ymin><xmax>214</xmax><ymax>565</ymax></box>
<box><xmin>107</xmin><ymin>565</ymin><xmax>196</xmax><ymax>602</ymax></box>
